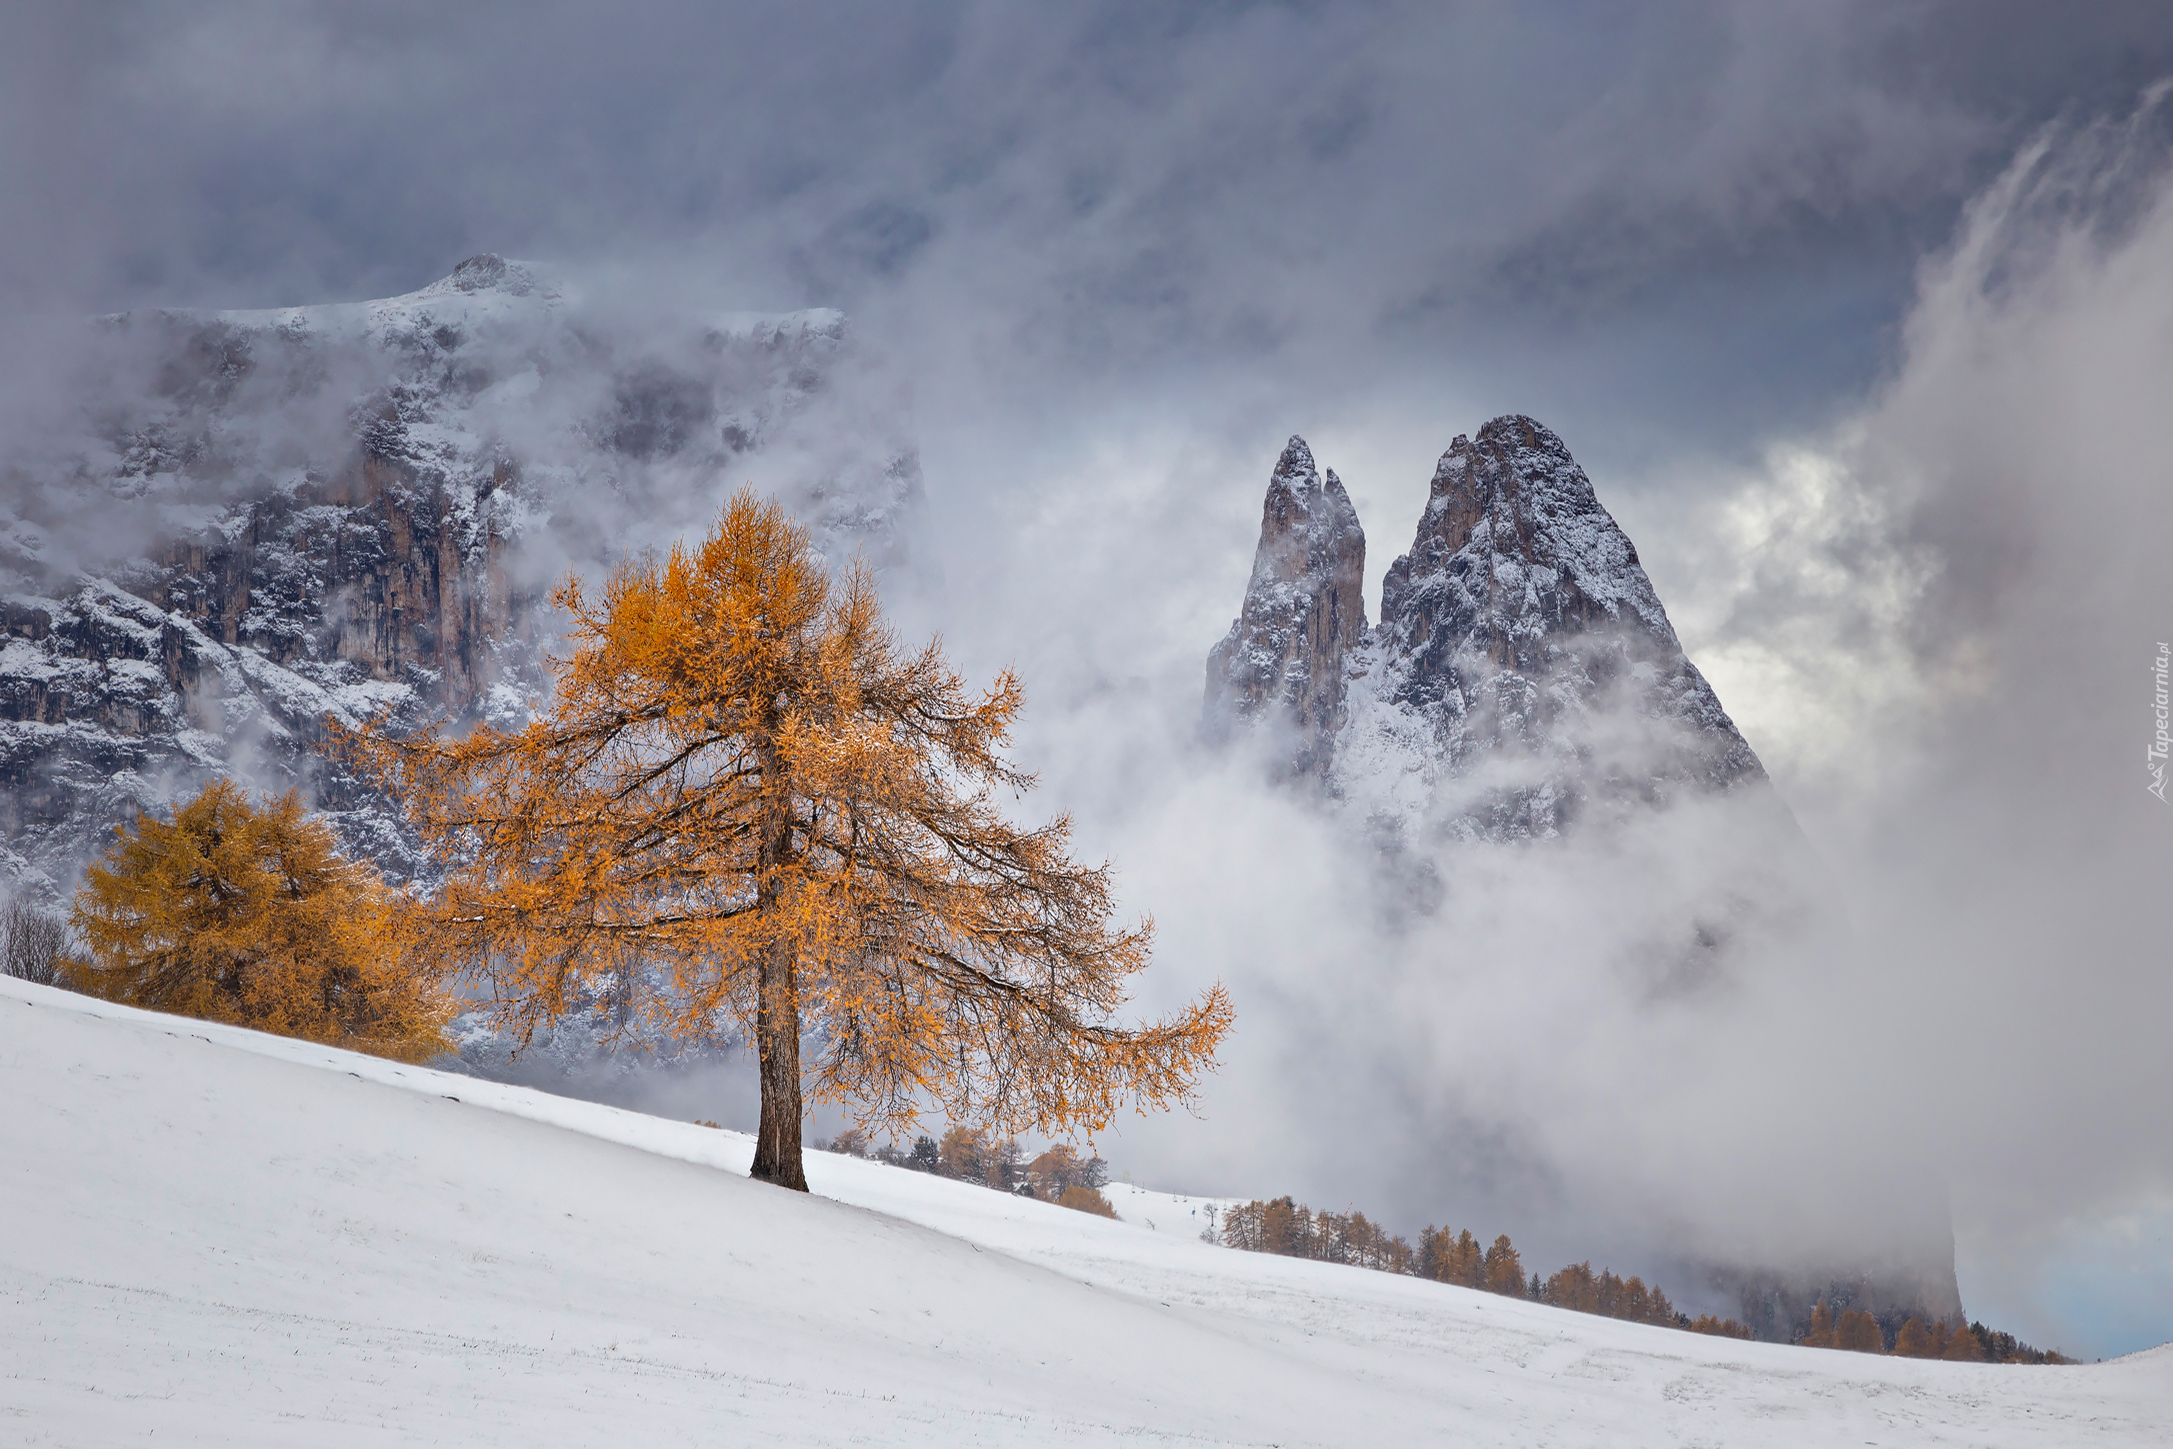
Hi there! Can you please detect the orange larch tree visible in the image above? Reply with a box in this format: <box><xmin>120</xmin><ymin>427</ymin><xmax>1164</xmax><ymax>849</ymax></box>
<box><xmin>1834</xmin><ymin>1308</ymin><xmax>1887</xmax><ymax>1354</ymax></box>
<box><xmin>1893</xmin><ymin>1318</ymin><xmax>1934</xmax><ymax>1358</ymax></box>
<box><xmin>1422</xmin><ymin>1226</ymin><xmax>1486</xmax><ymax>1288</ymax></box>
<box><xmin>343</xmin><ymin>490</ymin><xmax>1231</xmax><ymax>1189</ymax></box>
<box><xmin>1482</xmin><ymin>1233</ymin><xmax>1525</xmax><ymax>1297</ymax></box>
<box><xmin>67</xmin><ymin>779</ymin><xmax>449</xmax><ymax>1062</ymax></box>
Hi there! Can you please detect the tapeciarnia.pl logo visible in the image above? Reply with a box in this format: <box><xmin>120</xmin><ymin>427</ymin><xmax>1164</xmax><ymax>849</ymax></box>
<box><xmin>2151</xmin><ymin>642</ymin><xmax>2170</xmax><ymax>802</ymax></box>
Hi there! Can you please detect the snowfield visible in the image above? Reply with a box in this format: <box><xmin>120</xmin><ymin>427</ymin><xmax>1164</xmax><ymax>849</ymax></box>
<box><xmin>3</xmin><ymin>978</ymin><xmax>2166</xmax><ymax>1447</ymax></box>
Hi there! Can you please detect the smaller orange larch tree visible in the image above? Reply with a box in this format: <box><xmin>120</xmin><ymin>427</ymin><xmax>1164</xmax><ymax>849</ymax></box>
<box><xmin>1893</xmin><ymin>1318</ymin><xmax>1934</xmax><ymax>1358</ymax></box>
<box><xmin>1834</xmin><ymin>1308</ymin><xmax>1887</xmax><ymax>1354</ymax></box>
<box><xmin>1422</xmin><ymin>1226</ymin><xmax>1485</xmax><ymax>1288</ymax></box>
<box><xmin>1025</xmin><ymin>1144</ymin><xmax>1106</xmax><ymax>1199</ymax></box>
<box><xmin>67</xmin><ymin>779</ymin><xmax>448</xmax><ymax>1062</ymax></box>
<box><xmin>1482</xmin><ymin>1234</ymin><xmax>1525</xmax><ymax>1297</ymax></box>
<box><xmin>1941</xmin><ymin>1320</ymin><xmax>1984</xmax><ymax>1361</ymax></box>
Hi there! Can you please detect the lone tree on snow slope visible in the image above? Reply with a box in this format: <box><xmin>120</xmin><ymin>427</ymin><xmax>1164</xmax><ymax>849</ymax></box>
<box><xmin>346</xmin><ymin>490</ymin><xmax>1231</xmax><ymax>1189</ymax></box>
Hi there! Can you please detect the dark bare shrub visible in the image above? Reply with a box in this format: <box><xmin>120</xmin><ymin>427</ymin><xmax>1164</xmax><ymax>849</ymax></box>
<box><xmin>1</xmin><ymin>899</ymin><xmax>65</xmax><ymax>986</ymax></box>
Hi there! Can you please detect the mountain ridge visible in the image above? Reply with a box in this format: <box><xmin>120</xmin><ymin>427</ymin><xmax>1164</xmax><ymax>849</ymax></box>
<box><xmin>0</xmin><ymin>256</ymin><xmax>917</xmax><ymax>899</ymax></box>
<box><xmin>1208</xmin><ymin>415</ymin><xmax>1767</xmax><ymax>836</ymax></box>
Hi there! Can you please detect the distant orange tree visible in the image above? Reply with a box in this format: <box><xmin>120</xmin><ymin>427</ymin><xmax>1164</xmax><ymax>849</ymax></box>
<box><xmin>68</xmin><ymin>779</ymin><xmax>449</xmax><ymax>1062</ymax></box>
<box><xmin>344</xmin><ymin>490</ymin><xmax>1231</xmax><ymax>1190</ymax></box>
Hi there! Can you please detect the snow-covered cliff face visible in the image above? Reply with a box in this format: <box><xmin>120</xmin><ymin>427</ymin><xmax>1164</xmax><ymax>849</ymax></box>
<box><xmin>1208</xmin><ymin>415</ymin><xmax>1763</xmax><ymax>833</ymax></box>
<box><xmin>0</xmin><ymin>255</ymin><xmax>919</xmax><ymax>899</ymax></box>
<box><xmin>1203</xmin><ymin>437</ymin><xmax>1367</xmax><ymax>778</ymax></box>
<box><xmin>1346</xmin><ymin>415</ymin><xmax>1765</xmax><ymax>838</ymax></box>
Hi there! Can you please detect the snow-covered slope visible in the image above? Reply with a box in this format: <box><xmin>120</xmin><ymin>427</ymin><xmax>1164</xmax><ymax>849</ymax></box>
<box><xmin>4</xmin><ymin>977</ymin><xmax>2162</xmax><ymax>1447</ymax></box>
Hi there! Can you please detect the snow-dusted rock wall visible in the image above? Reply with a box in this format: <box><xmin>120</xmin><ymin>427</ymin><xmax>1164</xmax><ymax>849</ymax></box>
<box><xmin>0</xmin><ymin>255</ymin><xmax>920</xmax><ymax>898</ymax></box>
<box><xmin>1203</xmin><ymin>437</ymin><xmax>1368</xmax><ymax>779</ymax></box>
<box><xmin>1341</xmin><ymin>415</ymin><xmax>1766</xmax><ymax>839</ymax></box>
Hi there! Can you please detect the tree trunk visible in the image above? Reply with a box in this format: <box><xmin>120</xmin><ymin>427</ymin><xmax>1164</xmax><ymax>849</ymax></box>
<box><xmin>749</xmin><ymin>728</ymin><xmax>808</xmax><ymax>1191</ymax></box>
<box><xmin>750</xmin><ymin>933</ymin><xmax>807</xmax><ymax>1189</ymax></box>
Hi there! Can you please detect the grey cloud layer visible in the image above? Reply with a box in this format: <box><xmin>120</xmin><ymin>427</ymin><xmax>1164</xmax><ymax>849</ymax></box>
<box><xmin>9</xmin><ymin>2</ymin><xmax>2172</xmax><ymax>452</ymax></box>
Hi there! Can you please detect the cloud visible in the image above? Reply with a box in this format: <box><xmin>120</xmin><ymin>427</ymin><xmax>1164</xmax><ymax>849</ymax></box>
<box><xmin>1600</xmin><ymin>92</ymin><xmax>2173</xmax><ymax>1352</ymax></box>
<box><xmin>11</xmin><ymin>3</ymin><xmax>2169</xmax><ymax>446</ymax></box>
<box><xmin>852</xmin><ymin>89</ymin><xmax>2173</xmax><ymax>1357</ymax></box>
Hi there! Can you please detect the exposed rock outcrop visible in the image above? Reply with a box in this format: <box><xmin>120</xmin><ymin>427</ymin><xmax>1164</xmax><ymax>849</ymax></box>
<box><xmin>1203</xmin><ymin>437</ymin><xmax>1367</xmax><ymax>778</ymax></box>
<box><xmin>0</xmin><ymin>256</ymin><xmax>919</xmax><ymax>897</ymax></box>
<box><xmin>1342</xmin><ymin>415</ymin><xmax>1764</xmax><ymax>838</ymax></box>
<box><xmin>1209</xmin><ymin>416</ymin><xmax>1765</xmax><ymax>833</ymax></box>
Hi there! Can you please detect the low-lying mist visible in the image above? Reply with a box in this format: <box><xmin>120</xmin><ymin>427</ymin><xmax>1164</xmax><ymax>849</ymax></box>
<box><xmin>864</xmin><ymin>99</ymin><xmax>2171</xmax><ymax>1352</ymax></box>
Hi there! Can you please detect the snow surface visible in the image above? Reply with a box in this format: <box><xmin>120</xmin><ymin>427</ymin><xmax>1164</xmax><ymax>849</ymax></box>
<box><xmin>4</xmin><ymin>976</ymin><xmax>2166</xmax><ymax>1446</ymax></box>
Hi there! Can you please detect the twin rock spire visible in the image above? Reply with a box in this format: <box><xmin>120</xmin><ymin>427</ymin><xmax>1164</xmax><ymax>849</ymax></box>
<box><xmin>1202</xmin><ymin>437</ymin><xmax>1368</xmax><ymax>777</ymax></box>
<box><xmin>1205</xmin><ymin>416</ymin><xmax>1767</xmax><ymax>837</ymax></box>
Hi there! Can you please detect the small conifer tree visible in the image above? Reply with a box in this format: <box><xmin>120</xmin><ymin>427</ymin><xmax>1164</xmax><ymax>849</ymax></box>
<box><xmin>1057</xmin><ymin>1185</ymin><xmax>1117</xmax><ymax>1218</ymax></box>
<box><xmin>67</xmin><ymin>779</ymin><xmax>447</xmax><ymax>1061</ymax></box>
<box><xmin>1483</xmin><ymin>1234</ymin><xmax>1525</xmax><ymax>1296</ymax></box>
<box><xmin>1835</xmin><ymin>1308</ymin><xmax>1885</xmax><ymax>1354</ymax></box>
<box><xmin>1893</xmin><ymin>1318</ymin><xmax>1934</xmax><ymax>1358</ymax></box>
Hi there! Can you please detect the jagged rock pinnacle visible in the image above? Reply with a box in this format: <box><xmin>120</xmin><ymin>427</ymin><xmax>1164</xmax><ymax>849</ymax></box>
<box><xmin>1204</xmin><ymin>436</ymin><xmax>1368</xmax><ymax>778</ymax></box>
<box><xmin>1208</xmin><ymin>416</ymin><xmax>1766</xmax><ymax>833</ymax></box>
<box><xmin>1350</xmin><ymin>414</ymin><xmax>1765</xmax><ymax>835</ymax></box>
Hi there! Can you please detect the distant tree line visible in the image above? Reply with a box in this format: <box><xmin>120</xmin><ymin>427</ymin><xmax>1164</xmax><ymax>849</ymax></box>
<box><xmin>1211</xmin><ymin>1195</ymin><xmax>2071</xmax><ymax>1360</ymax></box>
<box><xmin>1219</xmin><ymin>1196</ymin><xmax>1414</xmax><ymax>1273</ymax></box>
<box><xmin>823</xmin><ymin>1124</ymin><xmax>1118</xmax><ymax>1217</ymax></box>
<box><xmin>1800</xmin><ymin>1299</ymin><xmax>2070</xmax><ymax>1364</ymax></box>
<box><xmin>1213</xmin><ymin>1197</ymin><xmax>1752</xmax><ymax>1339</ymax></box>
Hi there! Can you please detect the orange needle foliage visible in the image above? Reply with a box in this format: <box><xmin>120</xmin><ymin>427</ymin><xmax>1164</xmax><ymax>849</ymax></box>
<box><xmin>341</xmin><ymin>490</ymin><xmax>1232</xmax><ymax>1189</ymax></box>
<box><xmin>67</xmin><ymin>779</ymin><xmax>451</xmax><ymax>1063</ymax></box>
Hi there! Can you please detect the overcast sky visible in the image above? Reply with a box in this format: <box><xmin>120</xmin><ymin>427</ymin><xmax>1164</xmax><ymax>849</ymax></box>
<box><xmin>5</xmin><ymin>3</ymin><xmax>2167</xmax><ymax>442</ymax></box>
<box><xmin>7</xmin><ymin>2</ymin><xmax>2173</xmax><ymax>1356</ymax></box>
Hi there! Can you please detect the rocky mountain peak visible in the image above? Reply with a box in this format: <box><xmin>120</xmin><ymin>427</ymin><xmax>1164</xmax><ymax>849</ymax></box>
<box><xmin>1209</xmin><ymin>417</ymin><xmax>1765</xmax><ymax>835</ymax></box>
<box><xmin>1203</xmin><ymin>435</ymin><xmax>1367</xmax><ymax>777</ymax></box>
<box><xmin>1381</xmin><ymin>415</ymin><xmax>1673</xmax><ymax>670</ymax></box>
<box><xmin>441</xmin><ymin>253</ymin><xmax>537</xmax><ymax>296</ymax></box>
<box><xmin>1355</xmin><ymin>414</ymin><xmax>1763</xmax><ymax>836</ymax></box>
